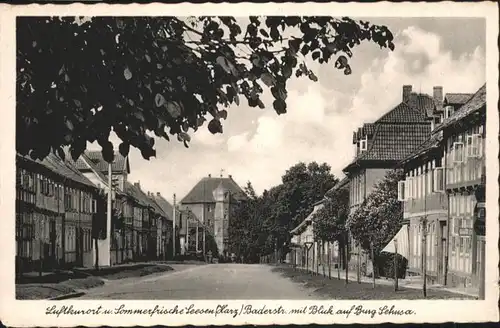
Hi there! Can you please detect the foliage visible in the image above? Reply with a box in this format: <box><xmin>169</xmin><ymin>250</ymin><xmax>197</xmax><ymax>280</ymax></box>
<box><xmin>346</xmin><ymin>169</ymin><xmax>405</xmax><ymax>255</ymax></box>
<box><xmin>376</xmin><ymin>252</ymin><xmax>408</xmax><ymax>279</ymax></box>
<box><xmin>313</xmin><ymin>186</ymin><xmax>349</xmax><ymax>243</ymax></box>
<box><xmin>229</xmin><ymin>161</ymin><xmax>338</xmax><ymax>261</ymax></box>
<box><xmin>17</xmin><ymin>16</ymin><xmax>395</xmax><ymax>162</ymax></box>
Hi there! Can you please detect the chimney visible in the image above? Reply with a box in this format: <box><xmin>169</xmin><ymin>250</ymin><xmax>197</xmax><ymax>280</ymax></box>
<box><xmin>208</xmin><ymin>174</ymin><xmax>211</xmax><ymax>178</ymax></box>
<box><xmin>134</xmin><ymin>181</ymin><xmax>140</xmax><ymax>189</ymax></box>
<box><xmin>157</xmin><ymin>192</ymin><xmax>161</xmax><ymax>196</ymax></box>
<box><xmin>228</xmin><ymin>175</ymin><xmax>232</xmax><ymax>179</ymax></box>
<box><xmin>402</xmin><ymin>85</ymin><xmax>412</xmax><ymax>103</ymax></box>
<box><xmin>433</xmin><ymin>86</ymin><xmax>443</xmax><ymax>108</ymax></box>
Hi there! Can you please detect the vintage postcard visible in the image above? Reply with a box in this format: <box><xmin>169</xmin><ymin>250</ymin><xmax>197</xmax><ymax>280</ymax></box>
<box><xmin>0</xmin><ymin>1</ymin><xmax>499</xmax><ymax>326</ymax></box>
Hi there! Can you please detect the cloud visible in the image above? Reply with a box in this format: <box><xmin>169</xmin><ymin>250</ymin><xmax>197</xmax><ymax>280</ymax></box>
<box><xmin>191</xmin><ymin>125</ymin><xmax>225</xmax><ymax>146</ymax></box>
<box><xmin>219</xmin><ymin>25</ymin><xmax>485</xmax><ymax>194</ymax></box>
<box><xmin>88</xmin><ymin>23</ymin><xmax>486</xmax><ymax>200</ymax></box>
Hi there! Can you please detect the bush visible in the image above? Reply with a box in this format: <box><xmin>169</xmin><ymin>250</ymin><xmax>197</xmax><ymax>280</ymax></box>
<box><xmin>376</xmin><ymin>252</ymin><xmax>407</xmax><ymax>279</ymax></box>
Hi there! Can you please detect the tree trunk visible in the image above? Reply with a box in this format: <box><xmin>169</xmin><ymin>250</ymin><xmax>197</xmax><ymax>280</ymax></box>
<box><xmin>327</xmin><ymin>242</ymin><xmax>331</xmax><ymax>279</ymax></box>
<box><xmin>94</xmin><ymin>237</ymin><xmax>99</xmax><ymax>271</ymax></box>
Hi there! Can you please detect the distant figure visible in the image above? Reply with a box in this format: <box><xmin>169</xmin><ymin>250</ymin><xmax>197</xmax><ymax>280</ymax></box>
<box><xmin>207</xmin><ymin>250</ymin><xmax>213</xmax><ymax>263</ymax></box>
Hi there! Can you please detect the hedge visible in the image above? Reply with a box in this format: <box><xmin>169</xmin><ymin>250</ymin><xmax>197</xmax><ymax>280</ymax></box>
<box><xmin>376</xmin><ymin>252</ymin><xmax>408</xmax><ymax>279</ymax></box>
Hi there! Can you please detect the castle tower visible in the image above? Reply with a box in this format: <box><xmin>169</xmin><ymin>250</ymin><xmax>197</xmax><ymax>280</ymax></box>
<box><xmin>212</xmin><ymin>182</ymin><xmax>229</xmax><ymax>256</ymax></box>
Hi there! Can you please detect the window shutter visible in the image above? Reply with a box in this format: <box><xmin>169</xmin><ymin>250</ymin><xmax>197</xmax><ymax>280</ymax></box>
<box><xmin>16</xmin><ymin>169</ymin><xmax>22</xmax><ymax>187</ymax></box>
<box><xmin>397</xmin><ymin>181</ymin><xmax>406</xmax><ymax>201</ymax></box>
<box><xmin>466</xmin><ymin>135</ymin><xmax>473</xmax><ymax>158</ymax></box>
<box><xmin>404</xmin><ymin>178</ymin><xmax>410</xmax><ymax>200</ymax></box>
<box><xmin>433</xmin><ymin>167</ymin><xmax>444</xmax><ymax>192</ymax></box>
<box><xmin>474</xmin><ymin>134</ymin><xmax>483</xmax><ymax>158</ymax></box>
<box><xmin>409</xmin><ymin>177</ymin><xmax>413</xmax><ymax>199</ymax></box>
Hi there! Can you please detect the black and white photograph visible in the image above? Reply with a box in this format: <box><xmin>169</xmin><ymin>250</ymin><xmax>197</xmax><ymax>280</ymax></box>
<box><xmin>1</xmin><ymin>2</ymin><xmax>499</xmax><ymax>326</ymax></box>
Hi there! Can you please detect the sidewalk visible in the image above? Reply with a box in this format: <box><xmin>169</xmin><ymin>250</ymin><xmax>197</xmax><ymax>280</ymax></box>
<box><xmin>293</xmin><ymin>264</ymin><xmax>479</xmax><ymax>298</ymax></box>
<box><xmin>16</xmin><ymin>262</ymin><xmax>176</xmax><ymax>300</ymax></box>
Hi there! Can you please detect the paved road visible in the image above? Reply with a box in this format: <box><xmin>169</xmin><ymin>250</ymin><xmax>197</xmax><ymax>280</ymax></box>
<box><xmin>79</xmin><ymin>264</ymin><xmax>323</xmax><ymax>300</ymax></box>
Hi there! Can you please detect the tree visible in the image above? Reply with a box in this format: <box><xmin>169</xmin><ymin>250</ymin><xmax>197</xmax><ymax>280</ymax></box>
<box><xmin>313</xmin><ymin>186</ymin><xmax>349</xmax><ymax>243</ymax></box>
<box><xmin>17</xmin><ymin>16</ymin><xmax>395</xmax><ymax>163</ymax></box>
<box><xmin>346</xmin><ymin>169</ymin><xmax>405</xmax><ymax>270</ymax></box>
<box><xmin>228</xmin><ymin>161</ymin><xmax>338</xmax><ymax>262</ymax></box>
<box><xmin>313</xmin><ymin>186</ymin><xmax>349</xmax><ymax>270</ymax></box>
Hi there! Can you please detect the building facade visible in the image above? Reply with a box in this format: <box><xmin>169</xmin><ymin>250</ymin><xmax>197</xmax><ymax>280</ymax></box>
<box><xmin>398</xmin><ymin>133</ymin><xmax>448</xmax><ymax>284</ymax></box>
<box><xmin>180</xmin><ymin>174</ymin><xmax>246</xmax><ymax>258</ymax></box>
<box><xmin>16</xmin><ymin>153</ymin><xmax>98</xmax><ymax>275</ymax></box>
<box><xmin>436</xmin><ymin>84</ymin><xmax>486</xmax><ymax>290</ymax></box>
<box><xmin>343</xmin><ymin>85</ymin><xmax>437</xmax><ymax>274</ymax></box>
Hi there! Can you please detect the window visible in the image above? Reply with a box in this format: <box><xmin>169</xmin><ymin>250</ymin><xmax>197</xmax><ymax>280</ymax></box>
<box><xmin>416</xmin><ymin>171</ymin><xmax>421</xmax><ymax>198</ymax></box>
<box><xmin>444</xmin><ymin>105</ymin><xmax>454</xmax><ymax>119</ymax></box>
<box><xmin>452</xmin><ymin>141</ymin><xmax>464</xmax><ymax>163</ymax></box>
<box><xmin>427</xmin><ymin>169</ymin><xmax>433</xmax><ymax>194</ymax></box>
<box><xmin>406</xmin><ymin>177</ymin><xmax>413</xmax><ymax>199</ymax></box>
<box><xmin>466</xmin><ymin>134</ymin><xmax>483</xmax><ymax>158</ymax></box>
<box><xmin>359</xmin><ymin>137</ymin><xmax>368</xmax><ymax>152</ymax></box>
<box><xmin>432</xmin><ymin>167</ymin><xmax>445</xmax><ymax>192</ymax></box>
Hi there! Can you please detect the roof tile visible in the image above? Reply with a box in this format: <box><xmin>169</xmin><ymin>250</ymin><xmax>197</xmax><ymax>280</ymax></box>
<box><xmin>444</xmin><ymin>93</ymin><xmax>474</xmax><ymax>106</ymax></box>
<box><xmin>398</xmin><ymin>132</ymin><xmax>443</xmax><ymax>166</ymax></box>
<box><xmin>76</xmin><ymin>150</ymin><xmax>130</xmax><ymax>174</ymax></box>
<box><xmin>437</xmin><ymin>84</ymin><xmax>486</xmax><ymax>131</ymax></box>
<box><xmin>181</xmin><ymin>176</ymin><xmax>247</xmax><ymax>204</ymax></box>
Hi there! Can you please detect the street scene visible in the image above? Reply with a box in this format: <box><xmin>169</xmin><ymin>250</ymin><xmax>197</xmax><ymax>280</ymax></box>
<box><xmin>15</xmin><ymin>15</ymin><xmax>487</xmax><ymax>301</ymax></box>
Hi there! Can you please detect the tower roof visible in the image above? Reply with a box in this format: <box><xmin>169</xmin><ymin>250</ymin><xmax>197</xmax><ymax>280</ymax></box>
<box><xmin>181</xmin><ymin>176</ymin><xmax>247</xmax><ymax>204</ymax></box>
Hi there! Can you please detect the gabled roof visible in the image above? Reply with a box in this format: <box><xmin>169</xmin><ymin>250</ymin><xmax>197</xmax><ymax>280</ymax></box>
<box><xmin>407</xmin><ymin>93</ymin><xmax>436</xmax><ymax>117</ymax></box>
<box><xmin>44</xmin><ymin>153</ymin><xmax>96</xmax><ymax>188</ymax></box>
<box><xmin>325</xmin><ymin>176</ymin><xmax>350</xmax><ymax>197</ymax></box>
<box><xmin>181</xmin><ymin>176</ymin><xmax>247</xmax><ymax>204</ymax></box>
<box><xmin>444</xmin><ymin>93</ymin><xmax>474</xmax><ymax>106</ymax></box>
<box><xmin>376</xmin><ymin>101</ymin><xmax>428</xmax><ymax>124</ymax></box>
<box><xmin>436</xmin><ymin>84</ymin><xmax>486</xmax><ymax>132</ymax></box>
<box><xmin>151</xmin><ymin>194</ymin><xmax>174</xmax><ymax>221</ymax></box>
<box><xmin>352</xmin><ymin>93</ymin><xmax>433</xmax><ymax>144</ymax></box>
<box><xmin>74</xmin><ymin>150</ymin><xmax>130</xmax><ymax>174</ymax></box>
<box><xmin>398</xmin><ymin>132</ymin><xmax>444</xmax><ymax>167</ymax></box>
<box><xmin>290</xmin><ymin>203</ymin><xmax>324</xmax><ymax>235</ymax></box>
<box><xmin>344</xmin><ymin>123</ymin><xmax>431</xmax><ymax>172</ymax></box>
<box><xmin>124</xmin><ymin>181</ymin><xmax>148</xmax><ymax>207</ymax></box>
<box><xmin>148</xmin><ymin>195</ymin><xmax>167</xmax><ymax>218</ymax></box>
<box><xmin>126</xmin><ymin>182</ymin><xmax>166</xmax><ymax>217</ymax></box>
<box><xmin>17</xmin><ymin>152</ymin><xmax>97</xmax><ymax>189</ymax></box>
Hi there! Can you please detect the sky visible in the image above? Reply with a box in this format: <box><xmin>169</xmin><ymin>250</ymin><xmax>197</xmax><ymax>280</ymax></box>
<box><xmin>87</xmin><ymin>17</ymin><xmax>486</xmax><ymax>203</ymax></box>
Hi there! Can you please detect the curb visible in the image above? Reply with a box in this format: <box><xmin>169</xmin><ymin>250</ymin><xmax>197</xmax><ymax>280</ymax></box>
<box><xmin>282</xmin><ymin>266</ymin><xmax>478</xmax><ymax>298</ymax></box>
<box><xmin>49</xmin><ymin>291</ymin><xmax>85</xmax><ymax>300</ymax></box>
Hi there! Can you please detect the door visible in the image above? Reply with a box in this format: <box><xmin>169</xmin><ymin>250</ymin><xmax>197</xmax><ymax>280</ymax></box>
<box><xmin>49</xmin><ymin>218</ymin><xmax>56</xmax><ymax>269</ymax></box>
<box><xmin>76</xmin><ymin>226</ymin><xmax>83</xmax><ymax>267</ymax></box>
<box><xmin>438</xmin><ymin>221</ymin><xmax>447</xmax><ymax>284</ymax></box>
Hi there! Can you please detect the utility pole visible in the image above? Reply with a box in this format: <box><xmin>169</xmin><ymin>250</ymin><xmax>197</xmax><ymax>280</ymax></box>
<box><xmin>394</xmin><ymin>238</ymin><xmax>398</xmax><ymax>291</ymax></box>
<box><xmin>186</xmin><ymin>208</ymin><xmax>190</xmax><ymax>254</ymax></box>
<box><xmin>196</xmin><ymin>218</ymin><xmax>199</xmax><ymax>253</ymax></box>
<box><xmin>422</xmin><ymin>166</ymin><xmax>428</xmax><ymax>298</ymax></box>
<box><xmin>105</xmin><ymin>162</ymin><xmax>112</xmax><ymax>267</ymax></box>
<box><xmin>371</xmin><ymin>241</ymin><xmax>375</xmax><ymax>288</ymax></box>
<box><xmin>422</xmin><ymin>218</ymin><xmax>428</xmax><ymax>298</ymax></box>
<box><xmin>172</xmin><ymin>193</ymin><xmax>176</xmax><ymax>258</ymax></box>
<box><xmin>202</xmin><ymin>205</ymin><xmax>206</xmax><ymax>260</ymax></box>
<box><xmin>357</xmin><ymin>242</ymin><xmax>361</xmax><ymax>283</ymax></box>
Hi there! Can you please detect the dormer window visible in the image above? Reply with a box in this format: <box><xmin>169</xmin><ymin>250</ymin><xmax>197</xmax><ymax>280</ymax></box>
<box><xmin>359</xmin><ymin>136</ymin><xmax>368</xmax><ymax>152</ymax></box>
<box><xmin>444</xmin><ymin>105</ymin><xmax>454</xmax><ymax>119</ymax></box>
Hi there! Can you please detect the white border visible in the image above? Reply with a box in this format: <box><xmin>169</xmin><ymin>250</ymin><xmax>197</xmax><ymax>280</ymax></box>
<box><xmin>0</xmin><ymin>2</ymin><xmax>498</xmax><ymax>326</ymax></box>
